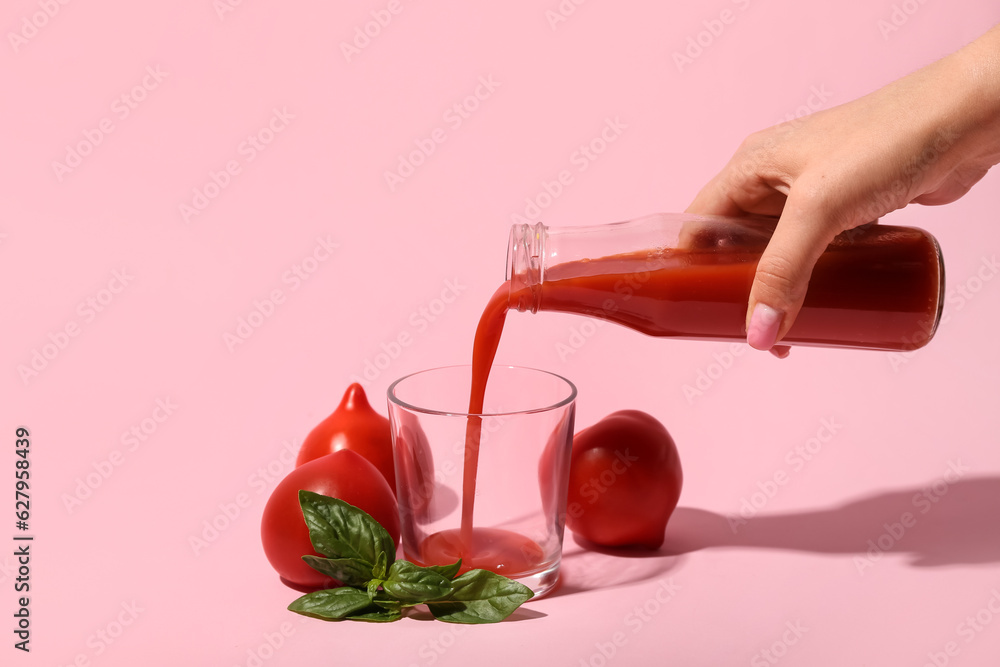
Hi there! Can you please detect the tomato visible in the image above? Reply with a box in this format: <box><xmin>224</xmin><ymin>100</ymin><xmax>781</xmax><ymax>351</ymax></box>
<box><xmin>260</xmin><ymin>449</ymin><xmax>400</xmax><ymax>591</ymax></box>
<box><xmin>391</xmin><ymin>410</ymin><xmax>436</xmax><ymax>529</ymax></box>
<box><xmin>564</xmin><ymin>410</ymin><xmax>682</xmax><ymax>549</ymax></box>
<box><xmin>537</xmin><ymin>412</ymin><xmax>576</xmax><ymax>522</ymax></box>
<box><xmin>296</xmin><ymin>383</ymin><xmax>396</xmax><ymax>494</ymax></box>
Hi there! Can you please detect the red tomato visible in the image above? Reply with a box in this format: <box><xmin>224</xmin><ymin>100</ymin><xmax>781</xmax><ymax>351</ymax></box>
<box><xmin>565</xmin><ymin>410</ymin><xmax>682</xmax><ymax>549</ymax></box>
<box><xmin>391</xmin><ymin>411</ymin><xmax>436</xmax><ymax>529</ymax></box>
<box><xmin>260</xmin><ymin>449</ymin><xmax>400</xmax><ymax>591</ymax></box>
<box><xmin>296</xmin><ymin>383</ymin><xmax>397</xmax><ymax>495</ymax></box>
<box><xmin>537</xmin><ymin>412</ymin><xmax>576</xmax><ymax>522</ymax></box>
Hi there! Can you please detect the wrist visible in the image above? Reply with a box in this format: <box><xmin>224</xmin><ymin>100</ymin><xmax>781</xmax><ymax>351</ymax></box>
<box><xmin>945</xmin><ymin>25</ymin><xmax>1000</xmax><ymax>168</ymax></box>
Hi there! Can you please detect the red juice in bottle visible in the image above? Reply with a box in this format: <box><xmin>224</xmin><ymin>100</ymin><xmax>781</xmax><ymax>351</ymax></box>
<box><xmin>507</xmin><ymin>214</ymin><xmax>944</xmax><ymax>350</ymax></box>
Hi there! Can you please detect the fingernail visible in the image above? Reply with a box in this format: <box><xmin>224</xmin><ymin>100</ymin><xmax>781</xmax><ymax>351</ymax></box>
<box><xmin>747</xmin><ymin>303</ymin><xmax>783</xmax><ymax>351</ymax></box>
<box><xmin>769</xmin><ymin>345</ymin><xmax>791</xmax><ymax>359</ymax></box>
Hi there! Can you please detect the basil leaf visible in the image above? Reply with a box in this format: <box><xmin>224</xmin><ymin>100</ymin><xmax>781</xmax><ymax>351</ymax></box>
<box><xmin>372</xmin><ymin>594</ymin><xmax>403</xmax><ymax>612</ymax></box>
<box><xmin>383</xmin><ymin>560</ymin><xmax>452</xmax><ymax>603</ymax></box>
<box><xmin>367</xmin><ymin>579</ymin><xmax>382</xmax><ymax>600</ymax></box>
<box><xmin>425</xmin><ymin>559</ymin><xmax>462</xmax><ymax>580</ymax></box>
<box><xmin>374</xmin><ymin>551</ymin><xmax>388</xmax><ymax>580</ymax></box>
<box><xmin>301</xmin><ymin>555</ymin><xmax>373</xmax><ymax>587</ymax></box>
<box><xmin>427</xmin><ymin>570</ymin><xmax>534</xmax><ymax>624</ymax></box>
<box><xmin>345</xmin><ymin>605</ymin><xmax>403</xmax><ymax>623</ymax></box>
<box><xmin>298</xmin><ymin>490</ymin><xmax>395</xmax><ymax>568</ymax></box>
<box><xmin>287</xmin><ymin>587</ymin><xmax>374</xmax><ymax>621</ymax></box>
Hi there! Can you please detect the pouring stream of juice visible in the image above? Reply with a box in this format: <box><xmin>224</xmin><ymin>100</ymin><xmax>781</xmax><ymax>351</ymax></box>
<box><xmin>460</xmin><ymin>283</ymin><xmax>509</xmax><ymax>549</ymax></box>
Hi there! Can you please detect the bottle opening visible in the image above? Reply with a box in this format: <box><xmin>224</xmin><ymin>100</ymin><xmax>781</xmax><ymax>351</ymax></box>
<box><xmin>506</xmin><ymin>223</ymin><xmax>545</xmax><ymax>313</ymax></box>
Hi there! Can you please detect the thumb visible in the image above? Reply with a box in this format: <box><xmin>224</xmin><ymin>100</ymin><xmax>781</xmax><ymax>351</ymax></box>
<box><xmin>746</xmin><ymin>203</ymin><xmax>840</xmax><ymax>351</ymax></box>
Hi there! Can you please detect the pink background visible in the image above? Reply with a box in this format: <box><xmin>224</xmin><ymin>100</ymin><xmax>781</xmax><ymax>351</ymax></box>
<box><xmin>4</xmin><ymin>1</ymin><xmax>1000</xmax><ymax>665</ymax></box>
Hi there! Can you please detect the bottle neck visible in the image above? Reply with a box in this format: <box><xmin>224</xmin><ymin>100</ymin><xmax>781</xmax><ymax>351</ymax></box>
<box><xmin>506</xmin><ymin>222</ymin><xmax>546</xmax><ymax>313</ymax></box>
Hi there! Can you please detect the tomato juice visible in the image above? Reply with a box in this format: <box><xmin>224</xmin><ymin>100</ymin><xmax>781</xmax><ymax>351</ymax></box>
<box><xmin>417</xmin><ymin>527</ymin><xmax>547</xmax><ymax>577</ymax></box>
<box><xmin>424</xmin><ymin>219</ymin><xmax>942</xmax><ymax>579</ymax></box>
<box><xmin>516</xmin><ymin>224</ymin><xmax>943</xmax><ymax>350</ymax></box>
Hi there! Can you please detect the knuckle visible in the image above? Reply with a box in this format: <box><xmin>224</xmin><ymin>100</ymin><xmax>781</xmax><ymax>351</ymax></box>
<box><xmin>734</xmin><ymin>131</ymin><xmax>775</xmax><ymax>168</ymax></box>
<box><xmin>754</xmin><ymin>255</ymin><xmax>809</xmax><ymax>305</ymax></box>
<box><xmin>787</xmin><ymin>177</ymin><xmax>834</xmax><ymax>212</ymax></box>
<box><xmin>733</xmin><ymin>129</ymin><xmax>793</xmax><ymax>185</ymax></box>
<box><xmin>740</xmin><ymin>127</ymin><xmax>779</xmax><ymax>154</ymax></box>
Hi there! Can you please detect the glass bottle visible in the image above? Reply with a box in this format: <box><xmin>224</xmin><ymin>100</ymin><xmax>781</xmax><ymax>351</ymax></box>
<box><xmin>506</xmin><ymin>213</ymin><xmax>944</xmax><ymax>351</ymax></box>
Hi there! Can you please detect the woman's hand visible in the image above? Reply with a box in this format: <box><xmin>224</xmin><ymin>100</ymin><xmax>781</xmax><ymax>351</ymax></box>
<box><xmin>688</xmin><ymin>25</ymin><xmax>1000</xmax><ymax>355</ymax></box>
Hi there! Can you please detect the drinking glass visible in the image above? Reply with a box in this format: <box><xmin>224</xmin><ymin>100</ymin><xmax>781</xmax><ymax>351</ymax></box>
<box><xmin>387</xmin><ymin>365</ymin><xmax>576</xmax><ymax>598</ymax></box>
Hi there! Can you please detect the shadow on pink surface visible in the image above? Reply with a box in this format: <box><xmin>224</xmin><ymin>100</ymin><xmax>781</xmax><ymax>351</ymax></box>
<box><xmin>549</xmin><ymin>540</ymin><xmax>687</xmax><ymax>599</ymax></box>
<box><xmin>660</xmin><ymin>476</ymin><xmax>1000</xmax><ymax>567</ymax></box>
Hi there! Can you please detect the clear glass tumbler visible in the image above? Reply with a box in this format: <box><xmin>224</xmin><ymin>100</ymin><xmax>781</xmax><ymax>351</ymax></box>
<box><xmin>387</xmin><ymin>365</ymin><xmax>576</xmax><ymax>598</ymax></box>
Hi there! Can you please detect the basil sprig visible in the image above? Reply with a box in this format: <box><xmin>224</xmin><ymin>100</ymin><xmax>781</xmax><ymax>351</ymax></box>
<box><xmin>287</xmin><ymin>491</ymin><xmax>534</xmax><ymax>624</ymax></box>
